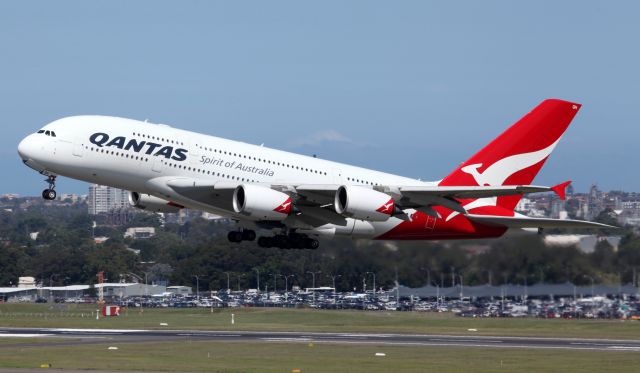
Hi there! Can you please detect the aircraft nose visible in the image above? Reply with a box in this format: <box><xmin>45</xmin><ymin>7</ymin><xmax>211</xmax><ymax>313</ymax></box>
<box><xmin>17</xmin><ymin>135</ymin><xmax>36</xmax><ymax>161</ymax></box>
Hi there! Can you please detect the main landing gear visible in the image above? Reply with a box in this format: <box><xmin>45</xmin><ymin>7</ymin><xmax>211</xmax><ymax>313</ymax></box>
<box><xmin>41</xmin><ymin>175</ymin><xmax>57</xmax><ymax>200</ymax></box>
<box><xmin>227</xmin><ymin>229</ymin><xmax>319</xmax><ymax>249</ymax></box>
<box><xmin>257</xmin><ymin>233</ymin><xmax>319</xmax><ymax>250</ymax></box>
<box><xmin>227</xmin><ymin>230</ymin><xmax>257</xmax><ymax>243</ymax></box>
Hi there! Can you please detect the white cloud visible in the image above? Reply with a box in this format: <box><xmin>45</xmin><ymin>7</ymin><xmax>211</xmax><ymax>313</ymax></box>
<box><xmin>288</xmin><ymin>129</ymin><xmax>355</xmax><ymax>147</ymax></box>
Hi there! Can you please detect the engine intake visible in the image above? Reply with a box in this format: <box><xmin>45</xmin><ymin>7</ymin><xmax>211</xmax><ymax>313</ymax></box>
<box><xmin>335</xmin><ymin>185</ymin><xmax>395</xmax><ymax>222</ymax></box>
<box><xmin>233</xmin><ymin>184</ymin><xmax>292</xmax><ymax>221</ymax></box>
<box><xmin>128</xmin><ymin>192</ymin><xmax>183</xmax><ymax>213</ymax></box>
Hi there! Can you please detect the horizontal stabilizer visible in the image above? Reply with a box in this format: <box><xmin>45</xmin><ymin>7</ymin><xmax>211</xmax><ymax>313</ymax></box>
<box><xmin>551</xmin><ymin>180</ymin><xmax>571</xmax><ymax>200</ymax></box>
<box><xmin>467</xmin><ymin>214</ymin><xmax>616</xmax><ymax>229</ymax></box>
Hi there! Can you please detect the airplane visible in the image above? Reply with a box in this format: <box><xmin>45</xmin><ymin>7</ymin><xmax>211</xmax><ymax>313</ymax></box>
<box><xmin>17</xmin><ymin>98</ymin><xmax>613</xmax><ymax>249</ymax></box>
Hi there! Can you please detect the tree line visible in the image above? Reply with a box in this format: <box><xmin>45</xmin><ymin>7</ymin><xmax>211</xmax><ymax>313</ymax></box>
<box><xmin>0</xmin><ymin>200</ymin><xmax>638</xmax><ymax>292</ymax></box>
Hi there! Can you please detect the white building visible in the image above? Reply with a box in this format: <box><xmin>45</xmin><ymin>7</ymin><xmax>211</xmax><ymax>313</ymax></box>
<box><xmin>124</xmin><ymin>227</ymin><xmax>156</xmax><ymax>239</ymax></box>
<box><xmin>88</xmin><ymin>184</ymin><xmax>130</xmax><ymax>215</ymax></box>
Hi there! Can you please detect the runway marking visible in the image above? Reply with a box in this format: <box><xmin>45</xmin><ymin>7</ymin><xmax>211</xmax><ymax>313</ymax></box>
<box><xmin>607</xmin><ymin>346</ymin><xmax>640</xmax><ymax>351</ymax></box>
<box><xmin>178</xmin><ymin>333</ymin><xmax>241</xmax><ymax>337</ymax></box>
<box><xmin>0</xmin><ymin>334</ymin><xmax>53</xmax><ymax>338</ymax></box>
<box><xmin>429</xmin><ymin>338</ymin><xmax>502</xmax><ymax>343</ymax></box>
<box><xmin>49</xmin><ymin>328</ymin><xmax>148</xmax><ymax>333</ymax></box>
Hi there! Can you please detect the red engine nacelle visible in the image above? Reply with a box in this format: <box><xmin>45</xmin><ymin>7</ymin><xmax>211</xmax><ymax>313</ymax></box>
<box><xmin>233</xmin><ymin>184</ymin><xmax>292</xmax><ymax>221</ymax></box>
<box><xmin>334</xmin><ymin>185</ymin><xmax>395</xmax><ymax>222</ymax></box>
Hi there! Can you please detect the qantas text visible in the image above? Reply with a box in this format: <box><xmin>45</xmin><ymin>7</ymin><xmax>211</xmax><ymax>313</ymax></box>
<box><xmin>89</xmin><ymin>133</ymin><xmax>188</xmax><ymax>161</ymax></box>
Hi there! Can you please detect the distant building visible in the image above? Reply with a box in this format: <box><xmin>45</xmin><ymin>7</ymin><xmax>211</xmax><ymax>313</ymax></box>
<box><xmin>59</xmin><ymin>193</ymin><xmax>86</xmax><ymax>203</ymax></box>
<box><xmin>167</xmin><ymin>286</ymin><xmax>192</xmax><ymax>296</ymax></box>
<box><xmin>88</xmin><ymin>184</ymin><xmax>130</xmax><ymax>215</ymax></box>
<box><xmin>18</xmin><ymin>276</ymin><xmax>36</xmax><ymax>288</ymax></box>
<box><xmin>124</xmin><ymin>227</ymin><xmax>156</xmax><ymax>239</ymax></box>
<box><xmin>516</xmin><ymin>198</ymin><xmax>535</xmax><ymax>212</ymax></box>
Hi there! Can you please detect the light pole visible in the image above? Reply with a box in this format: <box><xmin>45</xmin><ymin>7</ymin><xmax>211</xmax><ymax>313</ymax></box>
<box><xmin>328</xmin><ymin>274</ymin><xmax>341</xmax><ymax>300</ymax></box>
<box><xmin>271</xmin><ymin>274</ymin><xmax>278</xmax><ymax>293</ymax></box>
<box><xmin>224</xmin><ymin>272</ymin><xmax>231</xmax><ymax>294</ymax></box>
<box><xmin>451</xmin><ymin>267</ymin><xmax>456</xmax><ymax>288</ymax></box>
<box><xmin>253</xmin><ymin>268</ymin><xmax>260</xmax><ymax>293</ymax></box>
<box><xmin>48</xmin><ymin>274</ymin><xmax>58</xmax><ymax>301</ymax></box>
<box><xmin>193</xmin><ymin>275</ymin><xmax>201</xmax><ymax>300</ymax></box>
<box><xmin>306</xmin><ymin>271</ymin><xmax>321</xmax><ymax>303</ymax></box>
<box><xmin>237</xmin><ymin>274</ymin><xmax>244</xmax><ymax>292</ymax></box>
<box><xmin>420</xmin><ymin>267</ymin><xmax>431</xmax><ymax>287</ymax></box>
<box><xmin>366</xmin><ymin>272</ymin><xmax>376</xmax><ymax>299</ymax></box>
<box><xmin>282</xmin><ymin>275</ymin><xmax>294</xmax><ymax>302</ymax></box>
<box><xmin>143</xmin><ymin>272</ymin><xmax>149</xmax><ymax>296</ymax></box>
<box><xmin>49</xmin><ymin>274</ymin><xmax>58</xmax><ymax>288</ymax></box>
<box><xmin>457</xmin><ymin>274</ymin><xmax>464</xmax><ymax>300</ymax></box>
<box><xmin>584</xmin><ymin>275</ymin><xmax>595</xmax><ymax>296</ymax></box>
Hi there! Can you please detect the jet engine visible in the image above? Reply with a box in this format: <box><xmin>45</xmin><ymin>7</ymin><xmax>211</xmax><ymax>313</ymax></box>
<box><xmin>128</xmin><ymin>192</ymin><xmax>183</xmax><ymax>213</ymax></box>
<box><xmin>335</xmin><ymin>185</ymin><xmax>396</xmax><ymax>222</ymax></box>
<box><xmin>233</xmin><ymin>184</ymin><xmax>292</xmax><ymax>221</ymax></box>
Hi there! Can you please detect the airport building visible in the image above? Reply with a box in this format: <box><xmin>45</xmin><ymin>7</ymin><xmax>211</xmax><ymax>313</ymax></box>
<box><xmin>0</xmin><ymin>283</ymin><xmax>167</xmax><ymax>302</ymax></box>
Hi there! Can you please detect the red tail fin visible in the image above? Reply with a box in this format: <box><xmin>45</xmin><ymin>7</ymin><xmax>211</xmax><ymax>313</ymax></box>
<box><xmin>439</xmin><ymin>99</ymin><xmax>581</xmax><ymax>212</ymax></box>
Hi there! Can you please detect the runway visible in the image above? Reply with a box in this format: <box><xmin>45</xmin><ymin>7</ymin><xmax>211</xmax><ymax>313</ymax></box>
<box><xmin>1</xmin><ymin>327</ymin><xmax>640</xmax><ymax>352</ymax></box>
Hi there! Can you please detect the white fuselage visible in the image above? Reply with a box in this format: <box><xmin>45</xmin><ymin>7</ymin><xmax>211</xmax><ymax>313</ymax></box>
<box><xmin>18</xmin><ymin>116</ymin><xmax>435</xmax><ymax>238</ymax></box>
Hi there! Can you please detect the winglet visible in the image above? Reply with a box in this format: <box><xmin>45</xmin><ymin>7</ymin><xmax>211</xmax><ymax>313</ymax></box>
<box><xmin>551</xmin><ymin>180</ymin><xmax>571</xmax><ymax>201</ymax></box>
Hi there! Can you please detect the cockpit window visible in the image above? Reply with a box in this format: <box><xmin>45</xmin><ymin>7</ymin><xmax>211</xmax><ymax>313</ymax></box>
<box><xmin>37</xmin><ymin>130</ymin><xmax>45</xmax><ymax>134</ymax></box>
<box><xmin>50</xmin><ymin>131</ymin><xmax>56</xmax><ymax>137</ymax></box>
<box><xmin>45</xmin><ymin>130</ymin><xmax>51</xmax><ymax>136</ymax></box>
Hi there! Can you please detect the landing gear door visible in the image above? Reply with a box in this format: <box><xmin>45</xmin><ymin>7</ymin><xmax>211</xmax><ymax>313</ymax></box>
<box><xmin>72</xmin><ymin>138</ymin><xmax>83</xmax><ymax>157</ymax></box>
<box><xmin>152</xmin><ymin>157</ymin><xmax>163</xmax><ymax>173</ymax></box>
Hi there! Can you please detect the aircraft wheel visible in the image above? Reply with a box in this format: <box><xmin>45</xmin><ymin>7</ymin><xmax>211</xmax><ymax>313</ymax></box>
<box><xmin>227</xmin><ymin>231</ymin><xmax>243</xmax><ymax>243</ymax></box>
<box><xmin>257</xmin><ymin>236</ymin><xmax>272</xmax><ymax>248</ymax></box>
<box><xmin>42</xmin><ymin>189</ymin><xmax>56</xmax><ymax>200</ymax></box>
<box><xmin>242</xmin><ymin>230</ymin><xmax>256</xmax><ymax>241</ymax></box>
<box><xmin>307</xmin><ymin>238</ymin><xmax>320</xmax><ymax>250</ymax></box>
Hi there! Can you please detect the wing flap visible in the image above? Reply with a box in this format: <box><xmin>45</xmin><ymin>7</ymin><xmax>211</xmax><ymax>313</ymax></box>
<box><xmin>293</xmin><ymin>184</ymin><xmax>340</xmax><ymax>205</ymax></box>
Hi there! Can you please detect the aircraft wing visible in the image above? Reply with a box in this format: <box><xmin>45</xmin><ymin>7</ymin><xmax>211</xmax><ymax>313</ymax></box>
<box><xmin>145</xmin><ymin>177</ymin><xmax>574</xmax><ymax>221</ymax></box>
<box><xmin>399</xmin><ymin>185</ymin><xmax>556</xmax><ymax>199</ymax></box>
<box><xmin>145</xmin><ymin>177</ymin><xmax>240</xmax><ymax>213</ymax></box>
<box><xmin>466</xmin><ymin>214</ymin><xmax>617</xmax><ymax>229</ymax></box>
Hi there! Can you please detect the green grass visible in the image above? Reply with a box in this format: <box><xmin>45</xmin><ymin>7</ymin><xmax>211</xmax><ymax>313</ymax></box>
<box><xmin>1</xmin><ymin>304</ymin><xmax>639</xmax><ymax>339</ymax></box>
<box><xmin>0</xmin><ymin>340</ymin><xmax>639</xmax><ymax>373</ymax></box>
<box><xmin>2</xmin><ymin>340</ymin><xmax>640</xmax><ymax>373</ymax></box>
<box><xmin>1</xmin><ymin>305</ymin><xmax>639</xmax><ymax>372</ymax></box>
<box><xmin>0</xmin><ymin>338</ymin><xmax>71</xmax><ymax>345</ymax></box>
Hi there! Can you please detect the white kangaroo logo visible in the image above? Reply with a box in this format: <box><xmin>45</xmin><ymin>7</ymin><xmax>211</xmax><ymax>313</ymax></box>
<box><xmin>378</xmin><ymin>201</ymin><xmax>394</xmax><ymax>214</ymax></box>
<box><xmin>445</xmin><ymin>138</ymin><xmax>561</xmax><ymax>221</ymax></box>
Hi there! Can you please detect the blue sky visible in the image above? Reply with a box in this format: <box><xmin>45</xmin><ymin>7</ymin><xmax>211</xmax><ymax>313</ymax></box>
<box><xmin>1</xmin><ymin>1</ymin><xmax>638</xmax><ymax>195</ymax></box>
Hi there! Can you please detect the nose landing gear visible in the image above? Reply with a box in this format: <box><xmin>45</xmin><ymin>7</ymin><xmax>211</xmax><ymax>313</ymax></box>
<box><xmin>42</xmin><ymin>175</ymin><xmax>57</xmax><ymax>200</ymax></box>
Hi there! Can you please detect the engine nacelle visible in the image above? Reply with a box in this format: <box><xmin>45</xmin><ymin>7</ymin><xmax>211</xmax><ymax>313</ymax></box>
<box><xmin>233</xmin><ymin>184</ymin><xmax>292</xmax><ymax>221</ymax></box>
<box><xmin>128</xmin><ymin>192</ymin><xmax>183</xmax><ymax>213</ymax></box>
<box><xmin>335</xmin><ymin>185</ymin><xmax>395</xmax><ymax>222</ymax></box>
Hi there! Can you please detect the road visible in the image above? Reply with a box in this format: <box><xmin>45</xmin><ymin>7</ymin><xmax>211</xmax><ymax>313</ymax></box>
<box><xmin>1</xmin><ymin>327</ymin><xmax>640</xmax><ymax>352</ymax></box>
